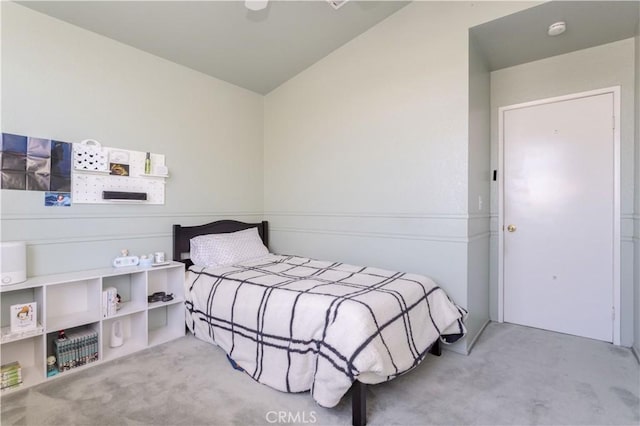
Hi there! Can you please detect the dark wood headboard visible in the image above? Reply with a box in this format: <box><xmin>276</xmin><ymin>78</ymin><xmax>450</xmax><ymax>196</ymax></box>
<box><xmin>172</xmin><ymin>220</ymin><xmax>268</xmax><ymax>268</ymax></box>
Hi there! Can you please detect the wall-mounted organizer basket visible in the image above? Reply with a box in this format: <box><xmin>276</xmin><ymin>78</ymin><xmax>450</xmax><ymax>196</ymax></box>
<box><xmin>71</xmin><ymin>140</ymin><xmax>168</xmax><ymax>205</ymax></box>
<box><xmin>73</xmin><ymin>139</ymin><xmax>108</xmax><ymax>172</ymax></box>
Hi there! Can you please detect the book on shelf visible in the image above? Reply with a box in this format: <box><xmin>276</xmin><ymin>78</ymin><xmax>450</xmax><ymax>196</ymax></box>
<box><xmin>102</xmin><ymin>287</ymin><xmax>118</xmax><ymax>318</ymax></box>
<box><xmin>1</xmin><ymin>366</ymin><xmax>21</xmax><ymax>374</ymax></box>
<box><xmin>1</xmin><ymin>373</ymin><xmax>22</xmax><ymax>382</ymax></box>
<box><xmin>10</xmin><ymin>302</ymin><xmax>37</xmax><ymax>333</ymax></box>
<box><xmin>1</xmin><ymin>361</ymin><xmax>21</xmax><ymax>373</ymax></box>
<box><xmin>0</xmin><ymin>367</ymin><xmax>22</xmax><ymax>377</ymax></box>
<box><xmin>1</xmin><ymin>361</ymin><xmax>23</xmax><ymax>390</ymax></box>
<box><xmin>1</xmin><ymin>374</ymin><xmax>22</xmax><ymax>384</ymax></box>
<box><xmin>53</xmin><ymin>327</ymin><xmax>99</xmax><ymax>372</ymax></box>
<box><xmin>1</xmin><ymin>381</ymin><xmax>23</xmax><ymax>390</ymax></box>
<box><xmin>2</xmin><ymin>381</ymin><xmax>23</xmax><ymax>387</ymax></box>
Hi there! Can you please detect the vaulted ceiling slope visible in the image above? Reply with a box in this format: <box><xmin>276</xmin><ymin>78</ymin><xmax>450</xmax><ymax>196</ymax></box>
<box><xmin>19</xmin><ymin>1</ymin><xmax>410</xmax><ymax>94</ymax></box>
<box><xmin>471</xmin><ymin>1</ymin><xmax>639</xmax><ymax>71</ymax></box>
<box><xmin>18</xmin><ymin>1</ymin><xmax>640</xmax><ymax>94</ymax></box>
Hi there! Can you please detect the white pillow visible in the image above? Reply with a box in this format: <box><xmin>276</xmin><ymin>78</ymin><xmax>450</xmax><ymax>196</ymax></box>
<box><xmin>190</xmin><ymin>227</ymin><xmax>269</xmax><ymax>267</ymax></box>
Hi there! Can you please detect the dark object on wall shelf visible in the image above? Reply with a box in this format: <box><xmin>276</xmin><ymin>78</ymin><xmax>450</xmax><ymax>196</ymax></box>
<box><xmin>102</xmin><ymin>191</ymin><xmax>147</xmax><ymax>201</ymax></box>
<box><xmin>147</xmin><ymin>292</ymin><xmax>173</xmax><ymax>303</ymax></box>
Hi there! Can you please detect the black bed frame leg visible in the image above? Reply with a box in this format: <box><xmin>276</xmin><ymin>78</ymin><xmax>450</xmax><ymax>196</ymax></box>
<box><xmin>352</xmin><ymin>380</ymin><xmax>367</xmax><ymax>426</ymax></box>
<box><xmin>350</xmin><ymin>341</ymin><xmax>438</xmax><ymax>426</ymax></box>
<box><xmin>429</xmin><ymin>339</ymin><xmax>442</xmax><ymax>356</ymax></box>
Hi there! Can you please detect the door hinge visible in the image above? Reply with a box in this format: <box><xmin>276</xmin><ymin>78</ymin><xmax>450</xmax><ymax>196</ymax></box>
<box><xmin>613</xmin><ymin>115</ymin><xmax>616</xmax><ymax>130</ymax></box>
<box><xmin>612</xmin><ymin>307</ymin><xmax>615</xmax><ymax>320</ymax></box>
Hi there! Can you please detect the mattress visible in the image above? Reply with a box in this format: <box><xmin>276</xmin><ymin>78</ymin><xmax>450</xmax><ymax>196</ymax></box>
<box><xmin>185</xmin><ymin>254</ymin><xmax>466</xmax><ymax>407</ymax></box>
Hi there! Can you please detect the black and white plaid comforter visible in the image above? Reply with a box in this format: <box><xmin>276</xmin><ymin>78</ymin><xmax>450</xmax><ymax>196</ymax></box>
<box><xmin>185</xmin><ymin>254</ymin><xmax>466</xmax><ymax>408</ymax></box>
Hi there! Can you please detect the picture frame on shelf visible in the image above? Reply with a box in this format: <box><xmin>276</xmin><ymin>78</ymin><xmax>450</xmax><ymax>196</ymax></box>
<box><xmin>10</xmin><ymin>302</ymin><xmax>37</xmax><ymax>333</ymax></box>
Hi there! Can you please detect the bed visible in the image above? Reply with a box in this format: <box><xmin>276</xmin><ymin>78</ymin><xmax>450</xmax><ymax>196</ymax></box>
<box><xmin>173</xmin><ymin>220</ymin><xmax>466</xmax><ymax>426</ymax></box>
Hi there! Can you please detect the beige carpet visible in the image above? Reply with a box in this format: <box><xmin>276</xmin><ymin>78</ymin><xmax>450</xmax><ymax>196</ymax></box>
<box><xmin>1</xmin><ymin>322</ymin><xmax>639</xmax><ymax>425</ymax></box>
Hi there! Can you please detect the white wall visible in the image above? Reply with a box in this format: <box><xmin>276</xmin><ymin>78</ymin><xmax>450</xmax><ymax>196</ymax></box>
<box><xmin>467</xmin><ymin>33</ymin><xmax>492</xmax><ymax>345</ymax></box>
<box><xmin>634</xmin><ymin>23</ymin><xmax>639</xmax><ymax>357</ymax></box>
<box><xmin>264</xmin><ymin>1</ymin><xmax>536</xmax><ymax>353</ymax></box>
<box><xmin>1</xmin><ymin>3</ymin><xmax>264</xmax><ymax>275</ymax></box>
<box><xmin>490</xmin><ymin>38</ymin><xmax>637</xmax><ymax>346</ymax></box>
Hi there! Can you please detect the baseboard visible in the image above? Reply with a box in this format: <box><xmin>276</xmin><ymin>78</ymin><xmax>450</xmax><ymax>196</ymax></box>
<box><xmin>466</xmin><ymin>319</ymin><xmax>491</xmax><ymax>354</ymax></box>
<box><xmin>632</xmin><ymin>345</ymin><xmax>640</xmax><ymax>365</ymax></box>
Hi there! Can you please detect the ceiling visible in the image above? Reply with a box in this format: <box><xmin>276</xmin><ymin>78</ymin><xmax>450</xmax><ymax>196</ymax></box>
<box><xmin>17</xmin><ymin>1</ymin><xmax>640</xmax><ymax>93</ymax></box>
<box><xmin>19</xmin><ymin>0</ymin><xmax>410</xmax><ymax>94</ymax></box>
<box><xmin>471</xmin><ymin>1</ymin><xmax>640</xmax><ymax>71</ymax></box>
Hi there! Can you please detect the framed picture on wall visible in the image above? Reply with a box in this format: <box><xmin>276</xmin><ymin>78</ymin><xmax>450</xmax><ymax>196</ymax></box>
<box><xmin>45</xmin><ymin>191</ymin><xmax>71</xmax><ymax>207</ymax></box>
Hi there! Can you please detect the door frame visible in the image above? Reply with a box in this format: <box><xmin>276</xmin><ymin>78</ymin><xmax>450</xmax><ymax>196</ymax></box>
<box><xmin>497</xmin><ymin>86</ymin><xmax>621</xmax><ymax>345</ymax></box>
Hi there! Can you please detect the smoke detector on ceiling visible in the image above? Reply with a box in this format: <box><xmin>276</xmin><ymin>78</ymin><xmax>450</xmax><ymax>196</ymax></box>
<box><xmin>547</xmin><ymin>21</ymin><xmax>567</xmax><ymax>36</ymax></box>
<box><xmin>245</xmin><ymin>0</ymin><xmax>268</xmax><ymax>11</ymax></box>
<box><xmin>327</xmin><ymin>0</ymin><xmax>349</xmax><ymax>10</ymax></box>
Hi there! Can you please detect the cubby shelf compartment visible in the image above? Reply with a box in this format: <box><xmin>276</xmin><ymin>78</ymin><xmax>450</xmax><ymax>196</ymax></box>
<box><xmin>1</xmin><ymin>286</ymin><xmax>44</xmax><ymax>338</ymax></box>
<box><xmin>46</xmin><ymin>278</ymin><xmax>101</xmax><ymax>332</ymax></box>
<box><xmin>147</xmin><ymin>267</ymin><xmax>183</xmax><ymax>298</ymax></box>
<box><xmin>148</xmin><ymin>302</ymin><xmax>184</xmax><ymax>347</ymax></box>
<box><xmin>45</xmin><ymin>323</ymin><xmax>100</xmax><ymax>376</ymax></box>
<box><xmin>102</xmin><ymin>312</ymin><xmax>147</xmax><ymax>362</ymax></box>
<box><xmin>103</xmin><ymin>272</ymin><xmax>147</xmax><ymax>319</ymax></box>
<box><xmin>0</xmin><ymin>335</ymin><xmax>44</xmax><ymax>394</ymax></box>
<box><xmin>0</xmin><ymin>261</ymin><xmax>185</xmax><ymax>393</ymax></box>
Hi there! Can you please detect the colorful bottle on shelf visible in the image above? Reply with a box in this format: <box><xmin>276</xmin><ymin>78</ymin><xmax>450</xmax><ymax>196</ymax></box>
<box><xmin>145</xmin><ymin>152</ymin><xmax>151</xmax><ymax>174</ymax></box>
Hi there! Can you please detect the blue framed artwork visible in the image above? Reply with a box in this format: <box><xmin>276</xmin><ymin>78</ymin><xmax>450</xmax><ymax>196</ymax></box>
<box><xmin>44</xmin><ymin>191</ymin><xmax>71</xmax><ymax>207</ymax></box>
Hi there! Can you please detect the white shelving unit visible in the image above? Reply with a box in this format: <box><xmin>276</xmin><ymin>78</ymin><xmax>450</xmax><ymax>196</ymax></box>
<box><xmin>0</xmin><ymin>262</ymin><xmax>184</xmax><ymax>394</ymax></box>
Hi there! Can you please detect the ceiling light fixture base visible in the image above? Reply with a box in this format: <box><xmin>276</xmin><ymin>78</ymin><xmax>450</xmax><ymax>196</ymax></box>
<box><xmin>547</xmin><ymin>21</ymin><xmax>567</xmax><ymax>36</ymax></box>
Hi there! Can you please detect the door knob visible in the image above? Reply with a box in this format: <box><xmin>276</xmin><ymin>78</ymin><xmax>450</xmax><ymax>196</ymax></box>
<box><xmin>507</xmin><ymin>224</ymin><xmax>517</xmax><ymax>232</ymax></box>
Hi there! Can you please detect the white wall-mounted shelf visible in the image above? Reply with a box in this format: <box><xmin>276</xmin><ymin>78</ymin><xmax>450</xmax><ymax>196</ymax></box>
<box><xmin>72</xmin><ymin>169</ymin><xmax>111</xmax><ymax>175</ymax></box>
<box><xmin>71</xmin><ymin>144</ymin><xmax>169</xmax><ymax>205</ymax></box>
<box><xmin>137</xmin><ymin>173</ymin><xmax>169</xmax><ymax>179</ymax></box>
<box><xmin>0</xmin><ymin>262</ymin><xmax>185</xmax><ymax>394</ymax></box>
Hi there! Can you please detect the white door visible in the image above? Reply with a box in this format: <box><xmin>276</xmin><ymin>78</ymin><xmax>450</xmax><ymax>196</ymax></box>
<box><xmin>502</xmin><ymin>91</ymin><xmax>616</xmax><ymax>342</ymax></box>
